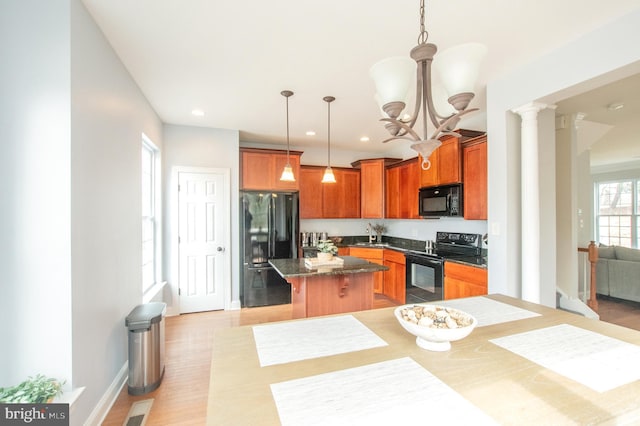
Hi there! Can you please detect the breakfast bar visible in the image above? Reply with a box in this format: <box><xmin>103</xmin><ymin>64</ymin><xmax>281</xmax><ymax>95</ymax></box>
<box><xmin>269</xmin><ymin>256</ymin><xmax>388</xmax><ymax>319</ymax></box>
<box><xmin>207</xmin><ymin>294</ymin><xmax>640</xmax><ymax>425</ymax></box>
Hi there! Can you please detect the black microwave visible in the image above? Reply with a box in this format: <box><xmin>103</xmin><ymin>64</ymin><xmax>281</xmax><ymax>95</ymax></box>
<box><xmin>418</xmin><ymin>184</ymin><xmax>463</xmax><ymax>217</ymax></box>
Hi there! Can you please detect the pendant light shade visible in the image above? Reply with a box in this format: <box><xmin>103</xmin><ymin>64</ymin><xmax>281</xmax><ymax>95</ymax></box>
<box><xmin>321</xmin><ymin>96</ymin><xmax>336</xmax><ymax>183</ymax></box>
<box><xmin>279</xmin><ymin>90</ymin><xmax>296</xmax><ymax>182</ymax></box>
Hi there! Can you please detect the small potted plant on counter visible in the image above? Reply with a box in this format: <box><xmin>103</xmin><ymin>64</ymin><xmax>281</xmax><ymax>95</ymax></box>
<box><xmin>372</xmin><ymin>223</ymin><xmax>387</xmax><ymax>242</ymax></box>
<box><xmin>316</xmin><ymin>239</ymin><xmax>338</xmax><ymax>262</ymax></box>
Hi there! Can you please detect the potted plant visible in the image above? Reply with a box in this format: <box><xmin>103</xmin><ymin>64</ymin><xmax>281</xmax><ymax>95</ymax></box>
<box><xmin>371</xmin><ymin>223</ymin><xmax>387</xmax><ymax>242</ymax></box>
<box><xmin>0</xmin><ymin>374</ymin><xmax>64</xmax><ymax>403</ymax></box>
<box><xmin>316</xmin><ymin>239</ymin><xmax>338</xmax><ymax>262</ymax></box>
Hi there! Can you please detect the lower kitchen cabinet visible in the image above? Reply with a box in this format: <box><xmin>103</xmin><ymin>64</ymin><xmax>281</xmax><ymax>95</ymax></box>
<box><xmin>383</xmin><ymin>249</ymin><xmax>406</xmax><ymax>303</ymax></box>
<box><xmin>349</xmin><ymin>247</ymin><xmax>384</xmax><ymax>294</ymax></box>
<box><xmin>444</xmin><ymin>261</ymin><xmax>487</xmax><ymax>300</ymax></box>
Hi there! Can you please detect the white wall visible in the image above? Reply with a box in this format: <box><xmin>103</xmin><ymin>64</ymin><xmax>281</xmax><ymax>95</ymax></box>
<box><xmin>0</xmin><ymin>0</ymin><xmax>73</xmax><ymax>388</ymax></box>
<box><xmin>487</xmin><ymin>8</ymin><xmax>640</xmax><ymax>300</ymax></box>
<box><xmin>162</xmin><ymin>125</ymin><xmax>240</xmax><ymax>315</ymax></box>
<box><xmin>69</xmin><ymin>0</ymin><xmax>163</xmax><ymax>423</ymax></box>
<box><xmin>1</xmin><ymin>1</ymin><xmax>163</xmax><ymax>424</ymax></box>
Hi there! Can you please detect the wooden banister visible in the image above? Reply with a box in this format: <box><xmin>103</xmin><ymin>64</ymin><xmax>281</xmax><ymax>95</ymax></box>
<box><xmin>578</xmin><ymin>241</ymin><xmax>599</xmax><ymax>312</ymax></box>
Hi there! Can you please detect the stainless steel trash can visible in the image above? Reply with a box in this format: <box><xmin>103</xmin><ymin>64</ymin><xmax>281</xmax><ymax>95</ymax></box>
<box><xmin>125</xmin><ymin>302</ymin><xmax>166</xmax><ymax>395</ymax></box>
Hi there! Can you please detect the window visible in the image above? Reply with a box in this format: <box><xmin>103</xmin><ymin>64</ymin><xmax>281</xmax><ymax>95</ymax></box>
<box><xmin>142</xmin><ymin>136</ymin><xmax>158</xmax><ymax>291</ymax></box>
<box><xmin>595</xmin><ymin>180</ymin><xmax>639</xmax><ymax>248</ymax></box>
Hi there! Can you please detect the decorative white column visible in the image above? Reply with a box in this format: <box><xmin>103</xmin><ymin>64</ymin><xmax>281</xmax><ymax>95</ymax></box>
<box><xmin>511</xmin><ymin>102</ymin><xmax>549</xmax><ymax>304</ymax></box>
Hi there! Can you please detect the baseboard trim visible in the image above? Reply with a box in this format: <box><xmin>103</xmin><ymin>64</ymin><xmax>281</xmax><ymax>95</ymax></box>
<box><xmin>85</xmin><ymin>361</ymin><xmax>128</xmax><ymax>426</ymax></box>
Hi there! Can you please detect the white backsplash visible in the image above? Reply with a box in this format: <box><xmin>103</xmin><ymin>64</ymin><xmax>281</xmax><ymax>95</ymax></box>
<box><xmin>300</xmin><ymin>218</ymin><xmax>487</xmax><ymax>244</ymax></box>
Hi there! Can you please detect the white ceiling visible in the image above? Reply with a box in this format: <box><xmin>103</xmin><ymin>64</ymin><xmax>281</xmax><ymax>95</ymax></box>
<box><xmin>81</xmin><ymin>0</ymin><xmax>640</xmax><ymax>163</ymax></box>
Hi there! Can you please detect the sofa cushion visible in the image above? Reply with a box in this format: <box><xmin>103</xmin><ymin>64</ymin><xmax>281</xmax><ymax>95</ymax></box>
<box><xmin>598</xmin><ymin>245</ymin><xmax>616</xmax><ymax>259</ymax></box>
<box><xmin>595</xmin><ymin>259</ymin><xmax>610</xmax><ymax>296</ymax></box>
<box><xmin>614</xmin><ymin>246</ymin><xmax>640</xmax><ymax>262</ymax></box>
<box><xmin>608</xmin><ymin>259</ymin><xmax>640</xmax><ymax>303</ymax></box>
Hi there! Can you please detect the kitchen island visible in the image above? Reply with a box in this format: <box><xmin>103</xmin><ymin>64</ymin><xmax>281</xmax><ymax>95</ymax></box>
<box><xmin>207</xmin><ymin>294</ymin><xmax>640</xmax><ymax>425</ymax></box>
<box><xmin>269</xmin><ymin>256</ymin><xmax>388</xmax><ymax>319</ymax></box>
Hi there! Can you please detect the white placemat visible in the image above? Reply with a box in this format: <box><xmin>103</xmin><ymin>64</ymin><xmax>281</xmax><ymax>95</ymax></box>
<box><xmin>270</xmin><ymin>357</ymin><xmax>497</xmax><ymax>426</ymax></box>
<box><xmin>490</xmin><ymin>324</ymin><xmax>640</xmax><ymax>392</ymax></box>
<box><xmin>252</xmin><ymin>315</ymin><xmax>387</xmax><ymax>367</ymax></box>
<box><xmin>435</xmin><ymin>296</ymin><xmax>540</xmax><ymax>326</ymax></box>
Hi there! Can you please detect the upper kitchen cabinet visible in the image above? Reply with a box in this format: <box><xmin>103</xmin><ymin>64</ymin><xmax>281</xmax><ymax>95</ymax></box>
<box><xmin>352</xmin><ymin>158</ymin><xmax>401</xmax><ymax>218</ymax></box>
<box><xmin>385</xmin><ymin>157</ymin><xmax>420</xmax><ymax>219</ymax></box>
<box><xmin>299</xmin><ymin>166</ymin><xmax>361</xmax><ymax>218</ymax></box>
<box><xmin>462</xmin><ymin>135</ymin><xmax>488</xmax><ymax>220</ymax></box>
<box><xmin>323</xmin><ymin>168</ymin><xmax>361</xmax><ymax>218</ymax></box>
<box><xmin>419</xmin><ymin>130</ymin><xmax>485</xmax><ymax>188</ymax></box>
<box><xmin>299</xmin><ymin>167</ymin><xmax>324</xmax><ymax>218</ymax></box>
<box><xmin>240</xmin><ymin>148</ymin><xmax>302</xmax><ymax>191</ymax></box>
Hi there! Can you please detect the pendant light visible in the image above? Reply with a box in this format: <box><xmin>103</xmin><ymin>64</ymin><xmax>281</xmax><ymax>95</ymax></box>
<box><xmin>279</xmin><ymin>90</ymin><xmax>296</xmax><ymax>182</ymax></box>
<box><xmin>321</xmin><ymin>96</ymin><xmax>336</xmax><ymax>183</ymax></box>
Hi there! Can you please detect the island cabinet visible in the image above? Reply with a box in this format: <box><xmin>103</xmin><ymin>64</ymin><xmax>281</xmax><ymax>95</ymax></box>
<box><xmin>352</xmin><ymin>158</ymin><xmax>401</xmax><ymax>218</ymax></box>
<box><xmin>385</xmin><ymin>158</ymin><xmax>420</xmax><ymax>219</ymax></box>
<box><xmin>383</xmin><ymin>249</ymin><xmax>406</xmax><ymax>303</ymax></box>
<box><xmin>349</xmin><ymin>247</ymin><xmax>384</xmax><ymax>294</ymax></box>
<box><xmin>240</xmin><ymin>148</ymin><xmax>302</xmax><ymax>191</ymax></box>
<box><xmin>299</xmin><ymin>166</ymin><xmax>360</xmax><ymax>218</ymax></box>
<box><xmin>443</xmin><ymin>261</ymin><xmax>487</xmax><ymax>300</ymax></box>
<box><xmin>462</xmin><ymin>135</ymin><xmax>487</xmax><ymax>220</ymax></box>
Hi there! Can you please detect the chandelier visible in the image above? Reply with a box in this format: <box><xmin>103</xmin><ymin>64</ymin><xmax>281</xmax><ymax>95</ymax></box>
<box><xmin>369</xmin><ymin>0</ymin><xmax>486</xmax><ymax>170</ymax></box>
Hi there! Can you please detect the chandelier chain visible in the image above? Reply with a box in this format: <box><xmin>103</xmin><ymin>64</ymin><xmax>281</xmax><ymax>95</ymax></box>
<box><xmin>418</xmin><ymin>0</ymin><xmax>428</xmax><ymax>45</ymax></box>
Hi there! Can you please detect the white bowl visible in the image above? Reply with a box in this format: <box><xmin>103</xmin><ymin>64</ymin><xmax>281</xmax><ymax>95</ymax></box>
<box><xmin>394</xmin><ymin>304</ymin><xmax>477</xmax><ymax>351</ymax></box>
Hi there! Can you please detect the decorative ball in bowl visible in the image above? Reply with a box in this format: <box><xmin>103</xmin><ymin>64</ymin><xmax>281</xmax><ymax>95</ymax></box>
<box><xmin>394</xmin><ymin>304</ymin><xmax>477</xmax><ymax>351</ymax></box>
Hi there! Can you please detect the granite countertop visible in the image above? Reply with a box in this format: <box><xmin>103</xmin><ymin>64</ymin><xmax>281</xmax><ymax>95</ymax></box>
<box><xmin>269</xmin><ymin>256</ymin><xmax>388</xmax><ymax>278</ymax></box>
<box><xmin>317</xmin><ymin>236</ymin><xmax>488</xmax><ymax>269</ymax></box>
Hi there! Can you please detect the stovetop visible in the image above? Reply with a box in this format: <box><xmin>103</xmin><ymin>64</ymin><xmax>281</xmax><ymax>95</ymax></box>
<box><xmin>404</xmin><ymin>232</ymin><xmax>484</xmax><ymax>264</ymax></box>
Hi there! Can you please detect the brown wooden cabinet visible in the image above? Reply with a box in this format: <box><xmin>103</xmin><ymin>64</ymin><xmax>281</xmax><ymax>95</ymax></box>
<box><xmin>299</xmin><ymin>167</ymin><xmax>324</xmax><ymax>218</ymax></box>
<box><xmin>240</xmin><ymin>148</ymin><xmax>302</xmax><ymax>191</ymax></box>
<box><xmin>419</xmin><ymin>135</ymin><xmax>461</xmax><ymax>187</ymax></box>
<box><xmin>419</xmin><ymin>130</ymin><xmax>485</xmax><ymax>188</ymax></box>
<box><xmin>352</xmin><ymin>158</ymin><xmax>401</xmax><ymax>219</ymax></box>
<box><xmin>383</xmin><ymin>249</ymin><xmax>406</xmax><ymax>303</ymax></box>
<box><xmin>462</xmin><ymin>136</ymin><xmax>487</xmax><ymax>220</ymax></box>
<box><xmin>349</xmin><ymin>247</ymin><xmax>384</xmax><ymax>294</ymax></box>
<box><xmin>385</xmin><ymin>158</ymin><xmax>420</xmax><ymax>219</ymax></box>
<box><xmin>299</xmin><ymin>166</ymin><xmax>360</xmax><ymax>218</ymax></box>
<box><xmin>444</xmin><ymin>261</ymin><xmax>487</xmax><ymax>300</ymax></box>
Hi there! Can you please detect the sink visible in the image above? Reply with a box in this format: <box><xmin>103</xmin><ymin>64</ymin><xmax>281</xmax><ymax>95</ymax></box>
<box><xmin>353</xmin><ymin>242</ymin><xmax>390</xmax><ymax>247</ymax></box>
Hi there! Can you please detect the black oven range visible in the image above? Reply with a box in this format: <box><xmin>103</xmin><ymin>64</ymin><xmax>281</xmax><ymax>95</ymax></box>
<box><xmin>404</xmin><ymin>232</ymin><xmax>483</xmax><ymax>303</ymax></box>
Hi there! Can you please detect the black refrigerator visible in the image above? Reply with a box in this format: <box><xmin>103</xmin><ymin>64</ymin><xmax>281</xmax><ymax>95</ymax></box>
<box><xmin>240</xmin><ymin>191</ymin><xmax>299</xmax><ymax>307</ymax></box>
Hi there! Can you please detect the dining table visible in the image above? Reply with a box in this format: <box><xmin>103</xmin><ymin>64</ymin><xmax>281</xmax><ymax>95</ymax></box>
<box><xmin>207</xmin><ymin>294</ymin><xmax>640</xmax><ymax>425</ymax></box>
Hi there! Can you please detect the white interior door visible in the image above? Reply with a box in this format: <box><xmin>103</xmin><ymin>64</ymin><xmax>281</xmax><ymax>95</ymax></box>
<box><xmin>178</xmin><ymin>171</ymin><xmax>228</xmax><ymax>313</ymax></box>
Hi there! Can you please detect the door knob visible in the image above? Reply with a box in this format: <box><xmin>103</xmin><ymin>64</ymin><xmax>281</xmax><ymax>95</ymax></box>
<box><xmin>217</xmin><ymin>247</ymin><xmax>225</xmax><ymax>252</ymax></box>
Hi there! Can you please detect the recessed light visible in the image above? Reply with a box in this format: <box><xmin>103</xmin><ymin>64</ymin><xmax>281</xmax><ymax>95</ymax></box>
<box><xmin>607</xmin><ymin>103</ymin><xmax>624</xmax><ymax>111</ymax></box>
<box><xmin>192</xmin><ymin>109</ymin><xmax>205</xmax><ymax>116</ymax></box>
<box><xmin>360</xmin><ymin>136</ymin><xmax>370</xmax><ymax>142</ymax></box>
<box><xmin>306</xmin><ymin>131</ymin><xmax>316</xmax><ymax>136</ymax></box>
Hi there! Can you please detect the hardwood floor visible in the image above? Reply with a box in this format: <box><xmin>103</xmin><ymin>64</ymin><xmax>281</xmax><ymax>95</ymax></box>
<box><xmin>101</xmin><ymin>295</ymin><xmax>639</xmax><ymax>425</ymax></box>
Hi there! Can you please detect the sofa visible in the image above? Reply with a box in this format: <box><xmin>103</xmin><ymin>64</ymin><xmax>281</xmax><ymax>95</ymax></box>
<box><xmin>596</xmin><ymin>245</ymin><xmax>640</xmax><ymax>302</ymax></box>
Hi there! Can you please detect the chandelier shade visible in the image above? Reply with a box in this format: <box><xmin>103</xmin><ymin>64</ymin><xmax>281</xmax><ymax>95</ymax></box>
<box><xmin>369</xmin><ymin>56</ymin><xmax>414</xmax><ymax>109</ymax></box>
<box><xmin>435</xmin><ymin>43</ymin><xmax>487</xmax><ymax>105</ymax></box>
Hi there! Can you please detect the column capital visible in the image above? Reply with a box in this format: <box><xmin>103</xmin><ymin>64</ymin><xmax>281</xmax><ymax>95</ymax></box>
<box><xmin>511</xmin><ymin>101</ymin><xmax>556</xmax><ymax>117</ymax></box>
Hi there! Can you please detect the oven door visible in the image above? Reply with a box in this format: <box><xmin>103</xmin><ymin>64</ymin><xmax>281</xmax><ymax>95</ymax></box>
<box><xmin>404</xmin><ymin>253</ymin><xmax>444</xmax><ymax>303</ymax></box>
